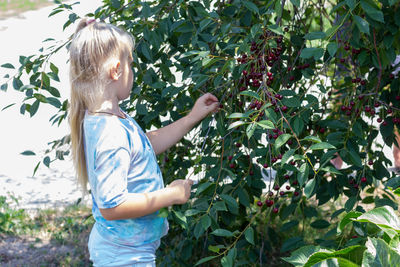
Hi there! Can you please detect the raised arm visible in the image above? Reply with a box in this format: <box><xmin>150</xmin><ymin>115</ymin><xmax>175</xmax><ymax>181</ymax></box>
<box><xmin>146</xmin><ymin>93</ymin><xmax>219</xmax><ymax>155</ymax></box>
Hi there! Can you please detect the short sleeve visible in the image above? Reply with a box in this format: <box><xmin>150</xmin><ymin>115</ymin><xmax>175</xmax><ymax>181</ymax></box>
<box><xmin>92</xmin><ymin>124</ymin><xmax>131</xmax><ymax>209</ymax></box>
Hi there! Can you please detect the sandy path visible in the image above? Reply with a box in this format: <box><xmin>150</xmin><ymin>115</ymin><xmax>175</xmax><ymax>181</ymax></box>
<box><xmin>0</xmin><ymin>1</ymin><xmax>102</xmax><ymax>212</ymax></box>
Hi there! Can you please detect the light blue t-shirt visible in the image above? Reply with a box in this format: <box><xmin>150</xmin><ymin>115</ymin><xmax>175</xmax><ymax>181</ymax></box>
<box><xmin>83</xmin><ymin>110</ymin><xmax>168</xmax><ymax>247</ymax></box>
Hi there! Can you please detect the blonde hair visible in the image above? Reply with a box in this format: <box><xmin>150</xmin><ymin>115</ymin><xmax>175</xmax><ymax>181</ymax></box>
<box><xmin>69</xmin><ymin>18</ymin><xmax>134</xmax><ymax>192</ymax></box>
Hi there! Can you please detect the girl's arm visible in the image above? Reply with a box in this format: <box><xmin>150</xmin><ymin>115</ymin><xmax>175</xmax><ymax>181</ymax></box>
<box><xmin>100</xmin><ymin>179</ymin><xmax>193</xmax><ymax>220</ymax></box>
<box><xmin>146</xmin><ymin>93</ymin><xmax>219</xmax><ymax>155</ymax></box>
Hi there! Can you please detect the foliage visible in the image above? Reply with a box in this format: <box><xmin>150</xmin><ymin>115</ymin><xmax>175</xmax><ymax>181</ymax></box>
<box><xmin>283</xmin><ymin>205</ymin><xmax>400</xmax><ymax>266</ymax></box>
<box><xmin>0</xmin><ymin>195</ymin><xmax>31</xmax><ymax>235</ymax></box>
<box><xmin>2</xmin><ymin>0</ymin><xmax>400</xmax><ymax>265</ymax></box>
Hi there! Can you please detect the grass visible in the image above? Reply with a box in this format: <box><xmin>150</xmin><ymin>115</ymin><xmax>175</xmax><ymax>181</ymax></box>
<box><xmin>0</xmin><ymin>194</ymin><xmax>94</xmax><ymax>266</ymax></box>
<box><xmin>0</xmin><ymin>0</ymin><xmax>54</xmax><ymax>19</ymax></box>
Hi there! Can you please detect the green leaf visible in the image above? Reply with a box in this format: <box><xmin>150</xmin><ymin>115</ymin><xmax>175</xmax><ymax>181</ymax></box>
<box><xmin>211</xmin><ymin>228</ymin><xmax>234</xmax><ymax>237</ymax></box>
<box><xmin>304</xmin><ymin>246</ymin><xmax>364</xmax><ymax>267</ymax></box>
<box><xmin>309</xmin><ymin>142</ymin><xmax>336</xmax><ymax>150</ymax></box>
<box><xmin>346</xmin><ymin>0</ymin><xmax>356</xmax><ymax>9</ymax></box>
<box><xmin>268</xmin><ymin>24</ymin><xmax>284</xmax><ymax>35</ymax></box>
<box><xmin>282</xmin><ymin>245</ymin><xmax>321</xmax><ymax>266</ymax></box>
<box><xmin>201</xmin><ymin>215</ymin><xmax>211</xmax><ymax>231</ymax></box>
<box><xmin>304</xmin><ymin>31</ymin><xmax>326</xmax><ymax>40</ymax></box>
<box><xmin>1</xmin><ymin>83</ymin><xmax>7</xmax><ymax>91</ymax></box>
<box><xmin>13</xmin><ymin>78</ymin><xmax>23</xmax><ymax>90</ymax></box>
<box><xmin>282</xmin><ymin>96</ymin><xmax>301</xmax><ymax>107</ymax></box>
<box><xmin>302</xmin><ymin>136</ymin><xmax>322</xmax><ymax>143</ymax></box>
<box><xmin>281</xmin><ymin>149</ymin><xmax>295</xmax><ymax>165</ymax></box>
<box><xmin>1</xmin><ymin>63</ymin><xmax>15</xmax><ymax>69</ymax></box>
<box><xmin>345</xmin><ymin>196</ymin><xmax>357</xmax><ymax>212</ymax></box>
<box><xmin>310</xmin><ymin>219</ymin><xmax>330</xmax><ymax>229</ymax></box>
<box><xmin>355</xmin><ymin>206</ymin><xmax>400</xmax><ymax>237</ymax></box>
<box><xmin>281</xmin><ymin>237</ymin><xmax>305</xmax><ymax>253</ymax></box>
<box><xmin>30</xmin><ymin>100</ymin><xmax>40</xmax><ymax>117</ymax></box>
<box><xmin>244</xmin><ymin>227</ymin><xmax>255</xmax><ymax>245</ymax></box>
<box><xmin>290</xmin><ymin>0</ymin><xmax>300</xmax><ymax>6</ymax></box>
<box><xmin>353</xmin><ymin>15</ymin><xmax>370</xmax><ymax>35</ymax></box>
<box><xmin>304</xmin><ymin>179</ymin><xmax>316</xmax><ymax>198</ymax></box>
<box><xmin>246</xmin><ymin>123</ymin><xmax>256</xmax><ymax>138</ymax></box>
<box><xmin>362</xmin><ymin>238</ymin><xmax>400</xmax><ymax>266</ymax></box>
<box><xmin>386</xmin><ymin>176</ymin><xmax>400</xmax><ymax>190</ymax></box>
<box><xmin>337</xmin><ymin>211</ymin><xmax>362</xmax><ymax>234</ymax></box>
<box><xmin>227</xmin><ymin>120</ymin><xmax>246</xmax><ymax>130</ymax></box>
<box><xmin>257</xmin><ymin>120</ymin><xmax>275</xmax><ymax>130</ymax></box>
<box><xmin>195</xmin><ymin>255</ymin><xmax>218</xmax><ymax>266</ymax></box>
<box><xmin>227</xmin><ymin>113</ymin><xmax>246</xmax><ymax>119</ymax></box>
<box><xmin>300</xmin><ymin>47</ymin><xmax>324</xmax><ymax>60</ymax></box>
<box><xmin>297</xmin><ymin>163</ymin><xmax>310</xmax><ymax>187</ymax></box>
<box><xmin>21</xmin><ymin>150</ymin><xmax>36</xmax><ymax>156</ymax></box>
<box><xmin>43</xmin><ymin>156</ymin><xmax>51</xmax><ymax>167</ymax></box>
<box><xmin>32</xmin><ymin>161</ymin><xmax>40</xmax><ymax>177</ymax></box>
<box><xmin>220</xmin><ymin>194</ymin><xmax>239</xmax><ymax>214</ymax></box>
<box><xmin>242</xmin><ymin>0</ymin><xmax>259</xmax><ymax>14</ymax></box>
<box><xmin>327</xmin><ymin>42</ymin><xmax>338</xmax><ymax>57</ymax></box>
<box><xmin>275</xmin><ymin>134</ymin><xmax>291</xmax><ymax>149</ymax></box>
<box><xmin>240</xmin><ymin>90</ymin><xmax>261</xmax><ymax>100</ymax></box>
<box><xmin>221</xmin><ymin>248</ymin><xmax>236</xmax><ymax>267</ymax></box>
<box><xmin>360</xmin><ymin>0</ymin><xmax>384</xmax><ymax>23</ymax></box>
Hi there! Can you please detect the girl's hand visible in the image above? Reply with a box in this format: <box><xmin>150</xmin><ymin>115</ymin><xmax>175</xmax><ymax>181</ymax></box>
<box><xmin>188</xmin><ymin>93</ymin><xmax>219</xmax><ymax>124</ymax></box>
<box><xmin>167</xmin><ymin>179</ymin><xmax>194</xmax><ymax>205</ymax></box>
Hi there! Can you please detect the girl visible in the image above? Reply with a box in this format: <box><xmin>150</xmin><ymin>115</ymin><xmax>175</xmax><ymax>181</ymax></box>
<box><xmin>68</xmin><ymin>18</ymin><xmax>219</xmax><ymax>266</ymax></box>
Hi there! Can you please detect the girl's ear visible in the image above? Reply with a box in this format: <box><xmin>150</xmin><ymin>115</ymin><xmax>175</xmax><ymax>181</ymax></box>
<box><xmin>109</xmin><ymin>60</ymin><xmax>121</xmax><ymax>81</ymax></box>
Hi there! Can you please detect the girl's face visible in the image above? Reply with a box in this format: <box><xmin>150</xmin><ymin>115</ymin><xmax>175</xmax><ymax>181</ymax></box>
<box><xmin>117</xmin><ymin>54</ymin><xmax>134</xmax><ymax>101</ymax></box>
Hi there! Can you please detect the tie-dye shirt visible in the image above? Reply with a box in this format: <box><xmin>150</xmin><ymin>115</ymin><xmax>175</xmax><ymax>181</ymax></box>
<box><xmin>83</xmin><ymin>110</ymin><xmax>168</xmax><ymax>246</ymax></box>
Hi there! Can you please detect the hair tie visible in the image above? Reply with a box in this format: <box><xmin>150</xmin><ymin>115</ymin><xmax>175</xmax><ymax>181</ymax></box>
<box><xmin>86</xmin><ymin>18</ymin><xmax>96</xmax><ymax>26</ymax></box>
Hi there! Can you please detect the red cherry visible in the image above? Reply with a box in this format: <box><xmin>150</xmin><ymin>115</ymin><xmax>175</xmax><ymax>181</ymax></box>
<box><xmin>263</xmin><ymin>163</ymin><xmax>269</xmax><ymax>168</ymax></box>
<box><xmin>265</xmin><ymin>199</ymin><xmax>274</xmax><ymax>207</ymax></box>
<box><xmin>361</xmin><ymin>177</ymin><xmax>367</xmax><ymax>183</ymax></box>
<box><xmin>274</xmin><ymin>184</ymin><xmax>280</xmax><ymax>191</ymax></box>
<box><xmin>229</xmin><ymin>163</ymin><xmax>236</xmax><ymax>168</ymax></box>
<box><xmin>284</xmin><ymin>174</ymin><xmax>290</xmax><ymax>179</ymax></box>
<box><xmin>268</xmin><ymin>191</ymin><xmax>274</xmax><ymax>197</ymax></box>
<box><xmin>228</xmin><ymin>155</ymin><xmax>233</xmax><ymax>161</ymax></box>
<box><xmin>280</xmin><ymin>191</ymin><xmax>285</xmax><ymax>196</ymax></box>
<box><xmin>294</xmin><ymin>191</ymin><xmax>299</xmax><ymax>196</ymax></box>
<box><xmin>236</xmin><ymin>142</ymin><xmax>242</xmax><ymax>148</ymax></box>
<box><xmin>368</xmin><ymin>160</ymin><xmax>373</xmax><ymax>166</ymax></box>
<box><xmin>377</xmin><ymin>118</ymin><xmax>382</xmax><ymax>123</ymax></box>
<box><xmin>286</xmin><ymin>185</ymin><xmax>290</xmax><ymax>190</ymax></box>
<box><xmin>242</xmin><ymin>70</ymin><xmax>248</xmax><ymax>76</ymax></box>
<box><xmin>272</xmin><ymin>207</ymin><xmax>279</xmax><ymax>213</ymax></box>
<box><xmin>257</xmin><ymin>201</ymin><xmax>263</xmax><ymax>207</ymax></box>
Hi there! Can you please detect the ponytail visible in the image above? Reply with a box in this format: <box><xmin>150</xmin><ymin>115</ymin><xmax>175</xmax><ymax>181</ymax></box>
<box><xmin>68</xmin><ymin>18</ymin><xmax>134</xmax><ymax>192</ymax></box>
<box><xmin>69</xmin><ymin>88</ymin><xmax>88</xmax><ymax>192</ymax></box>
